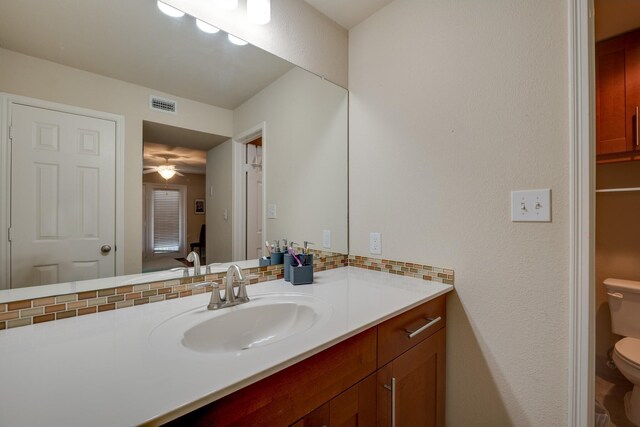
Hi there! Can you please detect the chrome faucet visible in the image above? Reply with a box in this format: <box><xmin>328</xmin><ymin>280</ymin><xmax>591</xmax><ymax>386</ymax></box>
<box><xmin>206</xmin><ymin>264</ymin><xmax>251</xmax><ymax>310</ymax></box>
<box><xmin>186</xmin><ymin>251</ymin><xmax>200</xmax><ymax>276</ymax></box>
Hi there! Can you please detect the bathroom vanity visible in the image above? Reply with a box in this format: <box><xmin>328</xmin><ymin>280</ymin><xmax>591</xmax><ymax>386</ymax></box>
<box><xmin>169</xmin><ymin>293</ymin><xmax>446</xmax><ymax>427</ymax></box>
<box><xmin>0</xmin><ymin>267</ymin><xmax>452</xmax><ymax>427</ymax></box>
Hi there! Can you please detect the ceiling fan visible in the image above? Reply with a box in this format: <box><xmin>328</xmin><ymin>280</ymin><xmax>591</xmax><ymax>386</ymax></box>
<box><xmin>143</xmin><ymin>157</ymin><xmax>185</xmax><ymax>180</ymax></box>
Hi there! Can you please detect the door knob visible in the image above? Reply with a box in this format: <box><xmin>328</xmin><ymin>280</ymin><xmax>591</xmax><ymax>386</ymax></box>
<box><xmin>101</xmin><ymin>245</ymin><xmax>112</xmax><ymax>254</ymax></box>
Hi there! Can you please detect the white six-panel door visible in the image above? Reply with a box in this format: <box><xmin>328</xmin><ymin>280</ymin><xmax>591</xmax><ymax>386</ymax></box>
<box><xmin>10</xmin><ymin>104</ymin><xmax>116</xmax><ymax>288</ymax></box>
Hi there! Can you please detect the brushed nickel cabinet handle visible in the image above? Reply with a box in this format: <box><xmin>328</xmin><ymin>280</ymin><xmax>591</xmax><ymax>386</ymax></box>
<box><xmin>384</xmin><ymin>377</ymin><xmax>397</xmax><ymax>427</ymax></box>
<box><xmin>405</xmin><ymin>316</ymin><xmax>442</xmax><ymax>339</ymax></box>
<box><xmin>636</xmin><ymin>105</ymin><xmax>640</xmax><ymax>147</ymax></box>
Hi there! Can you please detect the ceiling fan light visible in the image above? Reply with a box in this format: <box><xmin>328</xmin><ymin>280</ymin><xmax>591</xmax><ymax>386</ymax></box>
<box><xmin>213</xmin><ymin>0</ymin><xmax>238</xmax><ymax>10</ymax></box>
<box><xmin>196</xmin><ymin>19</ymin><xmax>220</xmax><ymax>34</ymax></box>
<box><xmin>157</xmin><ymin>166</ymin><xmax>177</xmax><ymax>180</ymax></box>
<box><xmin>247</xmin><ymin>0</ymin><xmax>270</xmax><ymax>25</ymax></box>
<box><xmin>157</xmin><ymin>1</ymin><xmax>185</xmax><ymax>18</ymax></box>
<box><xmin>228</xmin><ymin>34</ymin><xmax>248</xmax><ymax>46</ymax></box>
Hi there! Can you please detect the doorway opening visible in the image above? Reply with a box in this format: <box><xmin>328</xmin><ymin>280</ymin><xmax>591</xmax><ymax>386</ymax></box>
<box><xmin>141</xmin><ymin>121</ymin><xmax>226</xmax><ymax>273</ymax></box>
<box><xmin>593</xmin><ymin>1</ymin><xmax>640</xmax><ymax>425</ymax></box>
<box><xmin>232</xmin><ymin>122</ymin><xmax>266</xmax><ymax>262</ymax></box>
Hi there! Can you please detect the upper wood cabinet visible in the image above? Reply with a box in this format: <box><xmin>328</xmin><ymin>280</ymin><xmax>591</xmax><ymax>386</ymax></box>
<box><xmin>596</xmin><ymin>29</ymin><xmax>640</xmax><ymax>162</ymax></box>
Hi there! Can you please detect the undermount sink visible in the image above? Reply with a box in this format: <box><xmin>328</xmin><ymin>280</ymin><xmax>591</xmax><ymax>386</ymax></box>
<box><xmin>149</xmin><ymin>293</ymin><xmax>331</xmax><ymax>354</ymax></box>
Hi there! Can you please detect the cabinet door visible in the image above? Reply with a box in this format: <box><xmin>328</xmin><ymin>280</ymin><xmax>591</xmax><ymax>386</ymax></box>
<box><xmin>626</xmin><ymin>30</ymin><xmax>640</xmax><ymax>154</ymax></box>
<box><xmin>596</xmin><ymin>35</ymin><xmax>630</xmax><ymax>155</ymax></box>
<box><xmin>291</xmin><ymin>402</ymin><xmax>330</xmax><ymax>427</ymax></box>
<box><xmin>377</xmin><ymin>328</ymin><xmax>446</xmax><ymax>427</ymax></box>
<box><xmin>329</xmin><ymin>374</ymin><xmax>376</xmax><ymax>427</ymax></box>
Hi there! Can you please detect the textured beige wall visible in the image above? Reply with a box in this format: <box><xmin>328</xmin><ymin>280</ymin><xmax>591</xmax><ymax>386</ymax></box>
<box><xmin>0</xmin><ymin>48</ymin><xmax>233</xmax><ymax>274</ymax></box>
<box><xmin>233</xmin><ymin>67</ymin><xmax>348</xmax><ymax>253</ymax></box>
<box><xmin>163</xmin><ymin>0</ymin><xmax>348</xmax><ymax>88</ymax></box>
<box><xmin>206</xmin><ymin>140</ymin><xmax>234</xmax><ymax>263</ymax></box>
<box><xmin>349</xmin><ymin>0</ymin><xmax>569</xmax><ymax>425</ymax></box>
<box><xmin>595</xmin><ymin>161</ymin><xmax>640</xmax><ymax>373</ymax></box>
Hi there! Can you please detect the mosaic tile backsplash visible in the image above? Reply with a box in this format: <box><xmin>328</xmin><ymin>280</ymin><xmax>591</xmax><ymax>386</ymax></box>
<box><xmin>0</xmin><ymin>252</ymin><xmax>453</xmax><ymax>331</ymax></box>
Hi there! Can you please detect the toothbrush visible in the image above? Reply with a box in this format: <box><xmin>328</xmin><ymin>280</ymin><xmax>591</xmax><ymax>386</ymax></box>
<box><xmin>274</xmin><ymin>240</ymin><xmax>280</xmax><ymax>252</ymax></box>
<box><xmin>288</xmin><ymin>247</ymin><xmax>303</xmax><ymax>267</ymax></box>
<box><xmin>303</xmin><ymin>241</ymin><xmax>314</xmax><ymax>255</ymax></box>
<box><xmin>265</xmin><ymin>241</ymin><xmax>272</xmax><ymax>257</ymax></box>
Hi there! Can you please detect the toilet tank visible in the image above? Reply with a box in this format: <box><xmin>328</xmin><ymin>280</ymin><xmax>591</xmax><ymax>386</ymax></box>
<box><xmin>605</xmin><ymin>278</ymin><xmax>640</xmax><ymax>338</ymax></box>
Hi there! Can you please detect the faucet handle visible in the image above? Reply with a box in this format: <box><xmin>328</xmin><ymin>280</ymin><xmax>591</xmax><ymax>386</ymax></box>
<box><xmin>205</xmin><ymin>263</ymin><xmax>223</xmax><ymax>275</ymax></box>
<box><xmin>193</xmin><ymin>280</ymin><xmax>217</xmax><ymax>289</ymax></box>
<box><xmin>236</xmin><ymin>274</ymin><xmax>259</xmax><ymax>303</ymax></box>
<box><xmin>170</xmin><ymin>267</ymin><xmax>189</xmax><ymax>278</ymax></box>
<box><xmin>204</xmin><ymin>281</ymin><xmax>225</xmax><ymax>310</ymax></box>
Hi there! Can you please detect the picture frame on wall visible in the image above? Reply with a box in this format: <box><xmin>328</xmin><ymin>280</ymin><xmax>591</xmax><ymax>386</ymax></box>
<box><xmin>194</xmin><ymin>199</ymin><xmax>205</xmax><ymax>215</ymax></box>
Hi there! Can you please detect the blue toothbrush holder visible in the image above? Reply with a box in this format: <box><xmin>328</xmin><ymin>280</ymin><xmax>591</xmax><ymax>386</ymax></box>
<box><xmin>270</xmin><ymin>251</ymin><xmax>285</xmax><ymax>265</ymax></box>
<box><xmin>290</xmin><ymin>264</ymin><xmax>314</xmax><ymax>285</ymax></box>
<box><xmin>284</xmin><ymin>253</ymin><xmax>313</xmax><ymax>282</ymax></box>
<box><xmin>259</xmin><ymin>257</ymin><xmax>271</xmax><ymax>267</ymax></box>
<box><xmin>283</xmin><ymin>254</ymin><xmax>296</xmax><ymax>282</ymax></box>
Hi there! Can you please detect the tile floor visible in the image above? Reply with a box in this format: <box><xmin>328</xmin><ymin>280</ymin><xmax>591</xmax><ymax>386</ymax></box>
<box><xmin>596</xmin><ymin>365</ymin><xmax>636</xmax><ymax>427</ymax></box>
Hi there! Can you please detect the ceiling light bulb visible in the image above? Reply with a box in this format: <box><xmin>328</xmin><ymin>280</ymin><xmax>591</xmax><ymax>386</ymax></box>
<box><xmin>228</xmin><ymin>34</ymin><xmax>248</xmax><ymax>46</ymax></box>
<box><xmin>157</xmin><ymin>1</ymin><xmax>185</xmax><ymax>18</ymax></box>
<box><xmin>213</xmin><ymin>0</ymin><xmax>238</xmax><ymax>10</ymax></box>
<box><xmin>247</xmin><ymin>0</ymin><xmax>271</xmax><ymax>25</ymax></box>
<box><xmin>157</xmin><ymin>166</ymin><xmax>177</xmax><ymax>180</ymax></box>
<box><xmin>196</xmin><ymin>19</ymin><xmax>220</xmax><ymax>34</ymax></box>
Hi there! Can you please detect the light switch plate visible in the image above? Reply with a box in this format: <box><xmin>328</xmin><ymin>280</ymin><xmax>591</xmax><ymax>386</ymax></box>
<box><xmin>511</xmin><ymin>189</ymin><xmax>551</xmax><ymax>222</ymax></box>
<box><xmin>323</xmin><ymin>230</ymin><xmax>331</xmax><ymax>249</ymax></box>
<box><xmin>267</xmin><ymin>204</ymin><xmax>277</xmax><ymax>219</ymax></box>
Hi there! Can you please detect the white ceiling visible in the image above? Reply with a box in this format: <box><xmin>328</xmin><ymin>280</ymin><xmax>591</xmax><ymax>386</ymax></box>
<box><xmin>303</xmin><ymin>0</ymin><xmax>395</xmax><ymax>29</ymax></box>
<box><xmin>0</xmin><ymin>0</ymin><xmax>294</xmax><ymax>109</ymax></box>
<box><xmin>143</xmin><ymin>121</ymin><xmax>228</xmax><ymax>173</ymax></box>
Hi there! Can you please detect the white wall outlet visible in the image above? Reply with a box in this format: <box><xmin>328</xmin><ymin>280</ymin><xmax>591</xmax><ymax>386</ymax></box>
<box><xmin>267</xmin><ymin>203</ymin><xmax>277</xmax><ymax>219</ymax></box>
<box><xmin>369</xmin><ymin>232</ymin><xmax>381</xmax><ymax>255</ymax></box>
<box><xmin>323</xmin><ymin>230</ymin><xmax>331</xmax><ymax>249</ymax></box>
<box><xmin>511</xmin><ymin>189</ymin><xmax>551</xmax><ymax>222</ymax></box>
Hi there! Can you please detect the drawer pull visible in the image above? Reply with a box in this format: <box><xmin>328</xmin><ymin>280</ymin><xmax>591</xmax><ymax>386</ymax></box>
<box><xmin>405</xmin><ymin>316</ymin><xmax>442</xmax><ymax>339</ymax></box>
<box><xmin>384</xmin><ymin>377</ymin><xmax>396</xmax><ymax>427</ymax></box>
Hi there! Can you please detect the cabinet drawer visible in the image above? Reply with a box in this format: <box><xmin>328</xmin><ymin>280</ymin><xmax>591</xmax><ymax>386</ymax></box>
<box><xmin>377</xmin><ymin>295</ymin><xmax>446</xmax><ymax>368</ymax></box>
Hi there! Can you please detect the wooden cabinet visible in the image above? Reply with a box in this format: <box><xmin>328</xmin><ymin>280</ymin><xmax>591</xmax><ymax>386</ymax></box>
<box><xmin>166</xmin><ymin>295</ymin><xmax>446</xmax><ymax>427</ymax></box>
<box><xmin>377</xmin><ymin>329</ymin><xmax>446</xmax><ymax>427</ymax></box>
<box><xmin>292</xmin><ymin>374</ymin><xmax>377</xmax><ymax>427</ymax></box>
<box><xmin>596</xmin><ymin>29</ymin><xmax>640</xmax><ymax>162</ymax></box>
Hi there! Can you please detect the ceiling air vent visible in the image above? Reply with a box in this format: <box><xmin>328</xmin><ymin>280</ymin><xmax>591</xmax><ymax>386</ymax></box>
<box><xmin>149</xmin><ymin>95</ymin><xmax>177</xmax><ymax>115</ymax></box>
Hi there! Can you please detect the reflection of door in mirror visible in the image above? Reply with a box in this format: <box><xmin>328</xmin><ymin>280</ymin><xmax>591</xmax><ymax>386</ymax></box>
<box><xmin>246</xmin><ymin>137</ymin><xmax>264</xmax><ymax>259</ymax></box>
<box><xmin>8</xmin><ymin>100</ymin><xmax>118</xmax><ymax>289</ymax></box>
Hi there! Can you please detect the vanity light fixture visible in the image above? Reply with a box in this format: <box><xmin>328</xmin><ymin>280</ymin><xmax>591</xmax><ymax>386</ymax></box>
<box><xmin>228</xmin><ymin>34</ymin><xmax>248</xmax><ymax>46</ymax></box>
<box><xmin>196</xmin><ymin>19</ymin><xmax>220</xmax><ymax>34</ymax></box>
<box><xmin>157</xmin><ymin>165</ymin><xmax>177</xmax><ymax>180</ymax></box>
<box><xmin>247</xmin><ymin>0</ymin><xmax>271</xmax><ymax>25</ymax></box>
<box><xmin>157</xmin><ymin>1</ymin><xmax>185</xmax><ymax>18</ymax></box>
<box><xmin>213</xmin><ymin>0</ymin><xmax>238</xmax><ymax>10</ymax></box>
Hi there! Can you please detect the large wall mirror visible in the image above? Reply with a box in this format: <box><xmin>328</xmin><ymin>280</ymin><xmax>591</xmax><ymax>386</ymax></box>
<box><xmin>0</xmin><ymin>0</ymin><xmax>348</xmax><ymax>297</ymax></box>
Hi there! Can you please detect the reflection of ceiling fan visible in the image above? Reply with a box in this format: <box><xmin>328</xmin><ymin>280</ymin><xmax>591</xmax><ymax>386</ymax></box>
<box><xmin>143</xmin><ymin>157</ymin><xmax>185</xmax><ymax>180</ymax></box>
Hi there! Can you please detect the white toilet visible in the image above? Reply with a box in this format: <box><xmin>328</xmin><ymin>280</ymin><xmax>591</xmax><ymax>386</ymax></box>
<box><xmin>605</xmin><ymin>278</ymin><xmax>640</xmax><ymax>425</ymax></box>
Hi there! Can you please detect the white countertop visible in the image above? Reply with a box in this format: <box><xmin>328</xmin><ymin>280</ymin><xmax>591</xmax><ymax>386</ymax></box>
<box><xmin>0</xmin><ymin>267</ymin><xmax>452</xmax><ymax>427</ymax></box>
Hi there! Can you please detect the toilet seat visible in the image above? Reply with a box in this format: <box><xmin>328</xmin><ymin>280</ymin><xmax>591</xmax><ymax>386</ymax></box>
<box><xmin>615</xmin><ymin>337</ymin><xmax>640</xmax><ymax>370</ymax></box>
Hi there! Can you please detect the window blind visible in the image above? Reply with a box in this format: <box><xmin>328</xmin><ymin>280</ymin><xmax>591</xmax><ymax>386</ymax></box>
<box><xmin>153</xmin><ymin>189</ymin><xmax>181</xmax><ymax>253</ymax></box>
